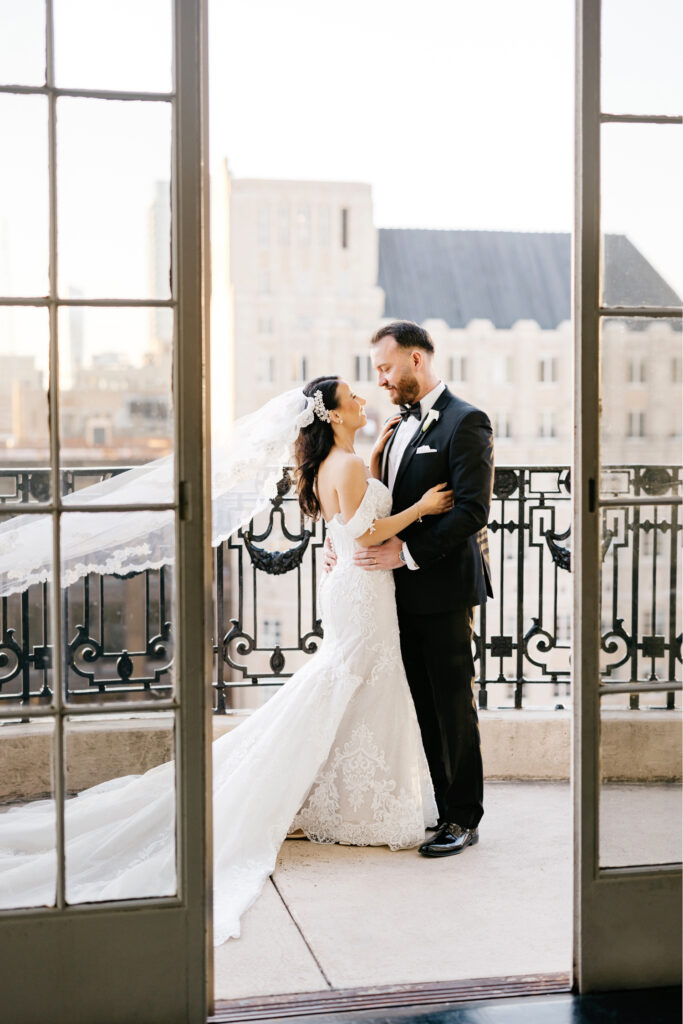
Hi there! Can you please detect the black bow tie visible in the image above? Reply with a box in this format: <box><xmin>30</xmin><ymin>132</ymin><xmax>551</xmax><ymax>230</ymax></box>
<box><xmin>399</xmin><ymin>402</ymin><xmax>422</xmax><ymax>422</ymax></box>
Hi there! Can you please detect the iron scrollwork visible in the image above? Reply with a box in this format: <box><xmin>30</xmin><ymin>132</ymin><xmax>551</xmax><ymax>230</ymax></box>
<box><xmin>242</xmin><ymin>530</ymin><xmax>311</xmax><ymax>575</ymax></box>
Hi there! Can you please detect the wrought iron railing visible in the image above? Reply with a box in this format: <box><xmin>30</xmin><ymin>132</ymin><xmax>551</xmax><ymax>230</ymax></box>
<box><xmin>0</xmin><ymin>464</ymin><xmax>680</xmax><ymax>712</ymax></box>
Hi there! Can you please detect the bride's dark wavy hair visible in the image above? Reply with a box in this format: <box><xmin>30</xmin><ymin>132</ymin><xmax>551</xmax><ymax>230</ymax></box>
<box><xmin>294</xmin><ymin>376</ymin><xmax>340</xmax><ymax>521</ymax></box>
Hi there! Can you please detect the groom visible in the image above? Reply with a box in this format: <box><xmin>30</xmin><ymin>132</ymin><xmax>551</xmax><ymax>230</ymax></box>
<box><xmin>333</xmin><ymin>320</ymin><xmax>494</xmax><ymax>857</ymax></box>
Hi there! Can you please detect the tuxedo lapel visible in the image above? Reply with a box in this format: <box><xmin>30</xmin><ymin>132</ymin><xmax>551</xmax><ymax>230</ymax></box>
<box><xmin>381</xmin><ymin>421</ymin><xmax>401</xmax><ymax>485</ymax></box>
<box><xmin>391</xmin><ymin>419</ymin><xmax>424</xmax><ymax>493</ymax></box>
<box><xmin>392</xmin><ymin>387</ymin><xmax>453</xmax><ymax>494</ymax></box>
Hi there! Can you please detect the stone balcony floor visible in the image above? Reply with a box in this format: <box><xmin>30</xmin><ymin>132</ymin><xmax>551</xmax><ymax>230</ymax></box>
<box><xmin>214</xmin><ymin>780</ymin><xmax>681</xmax><ymax>1003</ymax></box>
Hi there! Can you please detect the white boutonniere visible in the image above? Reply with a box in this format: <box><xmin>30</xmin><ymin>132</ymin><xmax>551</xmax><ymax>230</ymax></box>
<box><xmin>421</xmin><ymin>409</ymin><xmax>440</xmax><ymax>436</ymax></box>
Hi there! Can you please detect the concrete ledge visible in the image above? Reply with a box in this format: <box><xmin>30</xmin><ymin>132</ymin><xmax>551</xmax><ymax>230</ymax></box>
<box><xmin>480</xmin><ymin>709</ymin><xmax>681</xmax><ymax>782</ymax></box>
<box><xmin>0</xmin><ymin>709</ymin><xmax>680</xmax><ymax>802</ymax></box>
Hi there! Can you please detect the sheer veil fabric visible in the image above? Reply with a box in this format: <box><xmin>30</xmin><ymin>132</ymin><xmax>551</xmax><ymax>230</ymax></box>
<box><xmin>0</xmin><ymin>388</ymin><xmax>316</xmax><ymax>597</ymax></box>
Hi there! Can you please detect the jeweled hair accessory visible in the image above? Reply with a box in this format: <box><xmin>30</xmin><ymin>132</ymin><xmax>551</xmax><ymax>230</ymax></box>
<box><xmin>312</xmin><ymin>389</ymin><xmax>331</xmax><ymax>423</ymax></box>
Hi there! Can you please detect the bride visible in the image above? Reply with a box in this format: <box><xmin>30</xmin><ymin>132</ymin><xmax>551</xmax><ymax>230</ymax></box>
<box><xmin>0</xmin><ymin>375</ymin><xmax>452</xmax><ymax>945</ymax></box>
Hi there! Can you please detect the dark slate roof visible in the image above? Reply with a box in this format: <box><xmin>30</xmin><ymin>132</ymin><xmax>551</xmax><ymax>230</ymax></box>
<box><xmin>377</xmin><ymin>229</ymin><xmax>681</xmax><ymax>330</ymax></box>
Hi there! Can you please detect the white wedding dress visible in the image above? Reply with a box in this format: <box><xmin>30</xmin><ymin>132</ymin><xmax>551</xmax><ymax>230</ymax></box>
<box><xmin>0</xmin><ymin>478</ymin><xmax>437</xmax><ymax>945</ymax></box>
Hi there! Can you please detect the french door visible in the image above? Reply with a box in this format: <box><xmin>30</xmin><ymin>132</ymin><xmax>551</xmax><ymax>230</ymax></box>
<box><xmin>0</xmin><ymin>1</ymin><xmax>213</xmax><ymax>1020</ymax></box>
<box><xmin>574</xmin><ymin>0</ymin><xmax>682</xmax><ymax>990</ymax></box>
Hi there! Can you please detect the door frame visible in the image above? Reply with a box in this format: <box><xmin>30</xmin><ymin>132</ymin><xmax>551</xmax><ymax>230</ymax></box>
<box><xmin>573</xmin><ymin>0</ymin><xmax>682</xmax><ymax>992</ymax></box>
<box><xmin>0</xmin><ymin>1</ymin><xmax>214</xmax><ymax>1020</ymax></box>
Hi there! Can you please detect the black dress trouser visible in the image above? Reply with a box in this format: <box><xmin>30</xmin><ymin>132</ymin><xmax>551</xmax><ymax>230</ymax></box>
<box><xmin>397</xmin><ymin>605</ymin><xmax>484</xmax><ymax>831</ymax></box>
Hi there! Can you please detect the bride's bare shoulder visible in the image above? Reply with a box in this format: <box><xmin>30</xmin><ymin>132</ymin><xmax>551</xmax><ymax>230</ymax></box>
<box><xmin>319</xmin><ymin>449</ymin><xmax>366</xmax><ymax>481</ymax></box>
<box><xmin>337</xmin><ymin>452</ymin><xmax>368</xmax><ymax>481</ymax></box>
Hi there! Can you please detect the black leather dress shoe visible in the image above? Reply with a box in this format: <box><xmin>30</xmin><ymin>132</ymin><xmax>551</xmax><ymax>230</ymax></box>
<box><xmin>425</xmin><ymin>819</ymin><xmax>443</xmax><ymax>833</ymax></box>
<box><xmin>419</xmin><ymin>822</ymin><xmax>479</xmax><ymax>857</ymax></box>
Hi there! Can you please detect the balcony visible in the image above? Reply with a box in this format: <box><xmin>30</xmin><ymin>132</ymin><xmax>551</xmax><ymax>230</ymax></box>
<box><xmin>1</xmin><ymin>461</ymin><xmax>680</xmax><ymax>790</ymax></box>
<box><xmin>1</xmin><ymin>463</ymin><xmax>680</xmax><ymax>713</ymax></box>
<box><xmin>1</xmin><ymin>464</ymin><xmax>680</xmax><ymax>998</ymax></box>
<box><xmin>212</xmin><ymin>778</ymin><xmax>680</xmax><ymax>1003</ymax></box>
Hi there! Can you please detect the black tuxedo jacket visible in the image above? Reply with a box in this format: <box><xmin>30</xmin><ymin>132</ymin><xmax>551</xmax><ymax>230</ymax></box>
<box><xmin>384</xmin><ymin>387</ymin><xmax>494</xmax><ymax>615</ymax></box>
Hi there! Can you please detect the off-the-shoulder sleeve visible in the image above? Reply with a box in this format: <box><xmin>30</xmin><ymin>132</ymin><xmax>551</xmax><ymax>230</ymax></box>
<box><xmin>343</xmin><ymin>479</ymin><xmax>386</xmax><ymax>539</ymax></box>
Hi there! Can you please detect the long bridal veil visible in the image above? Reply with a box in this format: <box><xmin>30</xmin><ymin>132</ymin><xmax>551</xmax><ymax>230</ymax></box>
<box><xmin>0</xmin><ymin>387</ymin><xmax>315</xmax><ymax>597</ymax></box>
<box><xmin>0</xmin><ymin>385</ymin><xmax>315</xmax><ymax>932</ymax></box>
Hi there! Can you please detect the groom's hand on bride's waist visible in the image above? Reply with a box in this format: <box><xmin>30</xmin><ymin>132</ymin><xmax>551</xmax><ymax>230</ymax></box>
<box><xmin>354</xmin><ymin>536</ymin><xmax>404</xmax><ymax>571</ymax></box>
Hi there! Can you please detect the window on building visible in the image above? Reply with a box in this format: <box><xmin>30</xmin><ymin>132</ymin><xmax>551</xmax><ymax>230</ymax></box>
<box><xmin>296</xmin><ymin>316</ymin><xmax>313</xmax><ymax>332</ymax></box>
<box><xmin>538</xmin><ymin>355</ymin><xmax>558</xmax><ymax>383</ymax></box>
<box><xmin>449</xmin><ymin>355</ymin><xmax>467</xmax><ymax>382</ymax></box>
<box><xmin>627</xmin><ymin>357</ymin><xmax>646</xmax><ymax>384</ymax></box>
<box><xmin>538</xmin><ymin>409</ymin><xmax>557</xmax><ymax>438</ymax></box>
<box><xmin>297</xmin><ymin>205</ymin><xmax>311</xmax><ymax>246</ymax></box>
<box><xmin>319</xmin><ymin>206</ymin><xmax>331</xmax><ymax>246</ymax></box>
<box><xmin>258</xmin><ymin>269</ymin><xmax>271</xmax><ymax>294</ymax></box>
<box><xmin>257</xmin><ymin>204</ymin><xmax>270</xmax><ymax>246</ymax></box>
<box><xmin>627</xmin><ymin>410</ymin><xmax>646</xmax><ymax>437</ymax></box>
<box><xmin>257</xmin><ymin>317</ymin><xmax>273</xmax><ymax>334</ymax></box>
<box><xmin>341</xmin><ymin>207</ymin><xmax>349</xmax><ymax>249</ymax></box>
<box><xmin>494</xmin><ymin>410</ymin><xmax>512</xmax><ymax>438</ymax></box>
<box><xmin>256</xmin><ymin>354</ymin><xmax>275</xmax><ymax>384</ymax></box>
<box><xmin>354</xmin><ymin>354</ymin><xmax>373</xmax><ymax>381</ymax></box>
<box><xmin>672</xmin><ymin>356</ymin><xmax>682</xmax><ymax>383</ymax></box>
<box><xmin>278</xmin><ymin>205</ymin><xmax>290</xmax><ymax>245</ymax></box>
<box><xmin>492</xmin><ymin>354</ymin><xmax>513</xmax><ymax>384</ymax></box>
<box><xmin>291</xmin><ymin>354</ymin><xmax>308</xmax><ymax>381</ymax></box>
<box><xmin>641</xmin><ymin>609</ymin><xmax>661</xmax><ymax>635</ymax></box>
<box><xmin>297</xmin><ymin>270</ymin><xmax>312</xmax><ymax>294</ymax></box>
<box><xmin>556</xmin><ymin>613</ymin><xmax>572</xmax><ymax>641</ymax></box>
<box><xmin>262</xmin><ymin>619</ymin><xmax>282</xmax><ymax>647</ymax></box>
<box><xmin>92</xmin><ymin>426</ymin><xmax>107</xmax><ymax>445</ymax></box>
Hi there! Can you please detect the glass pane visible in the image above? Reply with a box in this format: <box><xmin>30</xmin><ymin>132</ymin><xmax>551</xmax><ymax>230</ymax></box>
<box><xmin>0</xmin><ymin>94</ymin><xmax>49</xmax><ymax>297</ymax></box>
<box><xmin>0</xmin><ymin>0</ymin><xmax>45</xmax><ymax>87</ymax></box>
<box><xmin>61</xmin><ymin>512</ymin><xmax>175</xmax><ymax>706</ymax></box>
<box><xmin>54</xmin><ymin>0</ymin><xmax>172</xmax><ymax>94</ymax></box>
<box><xmin>65</xmin><ymin>711</ymin><xmax>176</xmax><ymax>902</ymax></box>
<box><xmin>57</xmin><ymin>98</ymin><xmax>172</xmax><ymax>299</ymax></box>
<box><xmin>0</xmin><ymin>306</ymin><xmax>51</xmax><ymax>497</ymax></box>
<box><xmin>599</xmin><ymin>494</ymin><xmax>682</xmax><ymax>689</ymax></box>
<box><xmin>599</xmin><ymin>316</ymin><xmax>682</xmax><ymax>867</ymax></box>
<box><xmin>600</xmin><ymin>707</ymin><xmax>682</xmax><ymax>867</ymax></box>
<box><xmin>0</xmin><ymin>510</ymin><xmax>55</xmax><ymax>707</ymax></box>
<box><xmin>601</xmin><ymin>123</ymin><xmax>683</xmax><ymax>307</ymax></box>
<box><xmin>602</xmin><ymin>0</ymin><xmax>683</xmax><ymax>116</ymax></box>
<box><xmin>58</xmin><ymin>305</ymin><xmax>174</xmax><ymax>495</ymax></box>
<box><xmin>0</xmin><ymin>716</ymin><xmax>57</xmax><ymax>909</ymax></box>
<box><xmin>600</xmin><ymin>318</ymin><xmax>682</xmax><ymax>466</ymax></box>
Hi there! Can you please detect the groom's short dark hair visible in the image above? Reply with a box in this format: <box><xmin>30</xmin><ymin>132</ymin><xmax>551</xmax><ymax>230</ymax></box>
<box><xmin>370</xmin><ymin>320</ymin><xmax>435</xmax><ymax>354</ymax></box>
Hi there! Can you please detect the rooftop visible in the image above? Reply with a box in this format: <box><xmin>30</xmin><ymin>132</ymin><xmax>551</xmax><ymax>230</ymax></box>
<box><xmin>378</xmin><ymin>230</ymin><xmax>682</xmax><ymax>330</ymax></box>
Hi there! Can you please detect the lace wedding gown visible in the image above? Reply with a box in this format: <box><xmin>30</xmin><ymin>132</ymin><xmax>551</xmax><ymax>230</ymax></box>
<box><xmin>0</xmin><ymin>478</ymin><xmax>437</xmax><ymax>945</ymax></box>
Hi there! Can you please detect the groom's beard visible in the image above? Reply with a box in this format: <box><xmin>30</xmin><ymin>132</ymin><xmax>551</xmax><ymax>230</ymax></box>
<box><xmin>385</xmin><ymin>370</ymin><xmax>420</xmax><ymax>406</ymax></box>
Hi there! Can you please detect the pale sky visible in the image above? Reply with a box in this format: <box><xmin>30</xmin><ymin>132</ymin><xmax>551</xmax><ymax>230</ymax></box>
<box><xmin>0</xmin><ymin>0</ymin><xmax>681</xmax><ymax>374</ymax></box>
<box><xmin>209</xmin><ymin>0</ymin><xmax>576</xmax><ymax>234</ymax></box>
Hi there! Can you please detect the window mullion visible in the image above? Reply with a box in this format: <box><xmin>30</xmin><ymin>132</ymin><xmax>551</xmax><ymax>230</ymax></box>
<box><xmin>44</xmin><ymin>0</ymin><xmax>67</xmax><ymax>912</ymax></box>
<box><xmin>600</xmin><ymin>113</ymin><xmax>682</xmax><ymax>125</ymax></box>
<box><xmin>0</xmin><ymin>85</ymin><xmax>174</xmax><ymax>103</ymax></box>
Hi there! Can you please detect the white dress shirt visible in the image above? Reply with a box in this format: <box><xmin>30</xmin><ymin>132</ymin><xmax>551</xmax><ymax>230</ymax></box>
<box><xmin>385</xmin><ymin>380</ymin><xmax>445</xmax><ymax>570</ymax></box>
